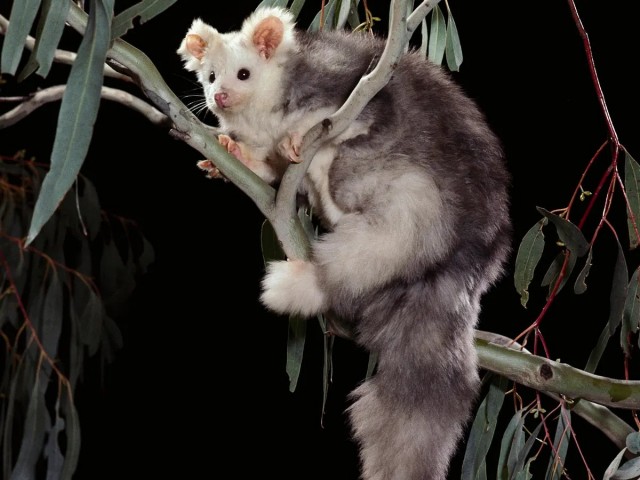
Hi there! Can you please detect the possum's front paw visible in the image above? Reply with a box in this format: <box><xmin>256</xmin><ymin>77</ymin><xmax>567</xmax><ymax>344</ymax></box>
<box><xmin>196</xmin><ymin>159</ymin><xmax>224</xmax><ymax>180</ymax></box>
<box><xmin>260</xmin><ymin>260</ymin><xmax>326</xmax><ymax>317</ymax></box>
<box><xmin>278</xmin><ymin>132</ymin><xmax>303</xmax><ymax>163</ymax></box>
<box><xmin>218</xmin><ymin>134</ymin><xmax>246</xmax><ymax>162</ymax></box>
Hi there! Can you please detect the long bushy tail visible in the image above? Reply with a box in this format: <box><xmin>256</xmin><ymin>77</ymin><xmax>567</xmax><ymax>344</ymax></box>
<box><xmin>347</xmin><ymin>296</ymin><xmax>480</xmax><ymax>480</ymax></box>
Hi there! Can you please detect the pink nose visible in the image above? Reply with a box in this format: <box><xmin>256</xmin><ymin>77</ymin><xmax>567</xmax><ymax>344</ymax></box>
<box><xmin>214</xmin><ymin>92</ymin><xmax>228</xmax><ymax>108</ymax></box>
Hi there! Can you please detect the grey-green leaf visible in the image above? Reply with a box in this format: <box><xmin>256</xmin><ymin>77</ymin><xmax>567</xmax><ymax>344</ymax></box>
<box><xmin>626</xmin><ymin>432</ymin><xmax>640</xmax><ymax>455</ymax></box>
<box><xmin>260</xmin><ymin>219</ymin><xmax>286</xmax><ymax>265</ymax></box>
<box><xmin>428</xmin><ymin>4</ymin><xmax>446</xmax><ymax>65</ymax></box>
<box><xmin>604</xmin><ymin>449</ymin><xmax>628</xmax><ymax>480</ymax></box>
<box><xmin>510</xmin><ymin>422</ymin><xmax>543</xmax><ymax>479</ymax></box>
<box><xmin>536</xmin><ymin>207</ymin><xmax>589</xmax><ymax>257</ymax></box>
<box><xmin>461</xmin><ymin>374</ymin><xmax>508</xmax><ymax>480</ymax></box>
<box><xmin>498</xmin><ymin>409</ymin><xmax>525</xmax><ymax>480</ymax></box>
<box><xmin>444</xmin><ymin>8</ymin><xmax>463</xmax><ymax>71</ymax></box>
<box><xmin>608</xmin><ymin>237</ymin><xmax>629</xmax><ymax>336</ymax></box>
<box><xmin>59</xmin><ymin>390</ymin><xmax>81</xmax><ymax>480</ymax></box>
<box><xmin>0</xmin><ymin>0</ymin><xmax>42</xmax><ymax>75</ymax></box>
<box><xmin>624</xmin><ymin>267</ymin><xmax>640</xmax><ymax>335</ymax></box>
<box><xmin>545</xmin><ymin>407</ymin><xmax>571</xmax><ymax>480</ymax></box>
<box><xmin>514</xmin><ymin>218</ymin><xmax>546</xmax><ymax>308</ymax></box>
<box><xmin>574</xmin><ymin>247</ymin><xmax>593</xmax><ymax>294</ymax></box>
<box><xmin>111</xmin><ymin>0</ymin><xmax>177</xmax><ymax>39</ymax></box>
<box><xmin>419</xmin><ymin>18</ymin><xmax>428</xmax><ymax>57</ymax></box>
<box><xmin>541</xmin><ymin>251</ymin><xmax>576</xmax><ymax>297</ymax></box>
<box><xmin>612</xmin><ymin>456</ymin><xmax>640</xmax><ymax>480</ymax></box>
<box><xmin>625</xmin><ymin>149</ymin><xmax>640</xmax><ymax>250</ymax></box>
<box><xmin>286</xmin><ymin>315</ymin><xmax>307</xmax><ymax>392</ymax></box>
<box><xmin>26</xmin><ymin>0</ymin><xmax>115</xmax><ymax>245</ymax></box>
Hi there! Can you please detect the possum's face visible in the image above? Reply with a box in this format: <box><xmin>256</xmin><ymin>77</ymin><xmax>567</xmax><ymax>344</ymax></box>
<box><xmin>178</xmin><ymin>9</ymin><xmax>297</xmax><ymax>120</ymax></box>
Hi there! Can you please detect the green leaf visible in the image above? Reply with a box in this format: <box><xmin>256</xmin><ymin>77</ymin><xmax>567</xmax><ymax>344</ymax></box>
<box><xmin>308</xmin><ymin>0</ymin><xmax>339</xmax><ymax>31</ymax></box>
<box><xmin>10</xmin><ymin>374</ymin><xmax>49</xmax><ymax>480</ymax></box>
<box><xmin>428</xmin><ymin>4</ymin><xmax>446</xmax><ymax>65</ymax></box>
<box><xmin>586</xmin><ymin>323</ymin><xmax>614</xmax><ymax>374</ymax></box>
<box><xmin>510</xmin><ymin>422</ymin><xmax>542</xmax><ymax>479</ymax></box>
<box><xmin>625</xmin><ymin>149</ymin><xmax>640</xmax><ymax>250</ymax></box>
<box><xmin>609</xmin><ymin>237</ymin><xmax>629</xmax><ymax>336</ymax></box>
<box><xmin>622</xmin><ymin>266</ymin><xmax>640</xmax><ymax>357</ymax></box>
<box><xmin>336</xmin><ymin>0</ymin><xmax>351</xmax><ymax>29</ymax></box>
<box><xmin>541</xmin><ymin>251</ymin><xmax>576</xmax><ymax>297</ymax></box>
<box><xmin>461</xmin><ymin>374</ymin><xmax>508</xmax><ymax>480</ymax></box>
<box><xmin>626</xmin><ymin>432</ymin><xmax>640</xmax><ymax>455</ymax></box>
<box><xmin>111</xmin><ymin>0</ymin><xmax>177</xmax><ymax>39</ymax></box>
<box><xmin>321</xmin><ymin>323</ymin><xmax>334</xmax><ymax>420</ymax></box>
<box><xmin>365</xmin><ymin>351</ymin><xmax>378</xmax><ymax>379</ymax></box>
<box><xmin>514</xmin><ymin>218</ymin><xmax>546</xmax><ymax>307</ymax></box>
<box><xmin>613</xmin><ymin>457</ymin><xmax>640</xmax><ymax>480</ymax></box>
<box><xmin>26</xmin><ymin>0</ymin><xmax>115</xmax><ymax>245</ymax></box>
<box><xmin>59</xmin><ymin>390</ymin><xmax>81</xmax><ymax>480</ymax></box>
<box><xmin>260</xmin><ymin>219</ymin><xmax>286</xmax><ymax>265</ymax></box>
<box><xmin>574</xmin><ymin>247</ymin><xmax>593</xmax><ymax>294</ymax></box>
<box><xmin>536</xmin><ymin>207</ymin><xmax>589</xmax><ymax>257</ymax></box>
<box><xmin>289</xmin><ymin>0</ymin><xmax>307</xmax><ymax>20</ymax></box>
<box><xmin>419</xmin><ymin>18</ymin><xmax>428</xmax><ymax>57</ymax></box>
<box><xmin>42</xmin><ymin>271</ymin><xmax>63</xmax><ymax>359</ymax></box>
<box><xmin>545</xmin><ymin>407</ymin><xmax>571</xmax><ymax>480</ymax></box>
<box><xmin>0</xmin><ymin>0</ymin><xmax>42</xmax><ymax>75</ymax></box>
<box><xmin>286</xmin><ymin>315</ymin><xmax>306</xmax><ymax>392</ymax></box>
<box><xmin>17</xmin><ymin>0</ymin><xmax>70</xmax><ymax>80</ymax></box>
<box><xmin>44</xmin><ymin>400</ymin><xmax>65</xmax><ymax>480</ymax></box>
<box><xmin>604</xmin><ymin>449</ymin><xmax>627</xmax><ymax>480</ymax></box>
<box><xmin>497</xmin><ymin>409</ymin><xmax>526</xmax><ymax>480</ymax></box>
<box><xmin>444</xmin><ymin>7</ymin><xmax>463</xmax><ymax>71</ymax></box>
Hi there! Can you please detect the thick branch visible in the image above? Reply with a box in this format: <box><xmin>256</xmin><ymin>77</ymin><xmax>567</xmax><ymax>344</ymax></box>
<box><xmin>0</xmin><ymin>85</ymin><xmax>169</xmax><ymax>128</ymax></box>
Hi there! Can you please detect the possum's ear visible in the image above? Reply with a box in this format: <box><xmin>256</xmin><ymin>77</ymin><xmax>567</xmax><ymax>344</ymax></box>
<box><xmin>177</xmin><ymin>19</ymin><xmax>219</xmax><ymax>71</ymax></box>
<box><xmin>242</xmin><ymin>7</ymin><xmax>296</xmax><ymax>60</ymax></box>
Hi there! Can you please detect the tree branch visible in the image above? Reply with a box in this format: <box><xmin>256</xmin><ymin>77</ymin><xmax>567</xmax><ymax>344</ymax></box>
<box><xmin>0</xmin><ymin>85</ymin><xmax>169</xmax><ymax>128</ymax></box>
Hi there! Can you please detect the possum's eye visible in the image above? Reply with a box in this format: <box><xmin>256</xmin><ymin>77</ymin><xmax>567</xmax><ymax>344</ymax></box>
<box><xmin>209</xmin><ymin>72</ymin><xmax>215</xmax><ymax>83</ymax></box>
<box><xmin>237</xmin><ymin>68</ymin><xmax>250</xmax><ymax>80</ymax></box>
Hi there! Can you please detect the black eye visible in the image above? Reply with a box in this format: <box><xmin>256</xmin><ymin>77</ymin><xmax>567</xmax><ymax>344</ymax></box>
<box><xmin>209</xmin><ymin>71</ymin><xmax>215</xmax><ymax>83</ymax></box>
<box><xmin>237</xmin><ymin>68</ymin><xmax>250</xmax><ymax>80</ymax></box>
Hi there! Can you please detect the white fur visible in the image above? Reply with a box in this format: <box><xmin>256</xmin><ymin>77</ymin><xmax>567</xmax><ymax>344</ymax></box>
<box><xmin>260</xmin><ymin>260</ymin><xmax>326</xmax><ymax>316</ymax></box>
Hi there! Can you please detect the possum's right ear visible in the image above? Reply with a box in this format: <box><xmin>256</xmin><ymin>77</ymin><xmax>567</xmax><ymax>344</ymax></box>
<box><xmin>177</xmin><ymin>19</ymin><xmax>219</xmax><ymax>71</ymax></box>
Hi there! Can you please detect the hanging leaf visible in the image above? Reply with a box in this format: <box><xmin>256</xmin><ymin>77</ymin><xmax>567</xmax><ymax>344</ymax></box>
<box><xmin>419</xmin><ymin>18</ymin><xmax>428</xmax><ymax>57</ymax></box>
<box><xmin>510</xmin><ymin>422</ymin><xmax>543</xmax><ymax>479</ymax></box>
<box><xmin>260</xmin><ymin>219</ymin><xmax>286</xmax><ymax>265</ymax></box>
<box><xmin>59</xmin><ymin>390</ymin><xmax>81</xmax><ymax>480</ymax></box>
<box><xmin>625</xmin><ymin>149</ymin><xmax>640</xmax><ymax>250</ymax></box>
<box><xmin>17</xmin><ymin>0</ymin><xmax>70</xmax><ymax>80</ymax></box>
<box><xmin>10</xmin><ymin>374</ymin><xmax>49</xmax><ymax>480</ymax></box>
<box><xmin>574</xmin><ymin>247</ymin><xmax>593</xmax><ymax>294</ymax></box>
<box><xmin>608</xmin><ymin>237</ymin><xmax>629</xmax><ymax>336</ymax></box>
<box><xmin>365</xmin><ymin>351</ymin><xmax>378</xmax><ymax>379</ymax></box>
<box><xmin>545</xmin><ymin>407</ymin><xmax>571</xmax><ymax>480</ymax></box>
<box><xmin>44</xmin><ymin>401</ymin><xmax>65</xmax><ymax>480</ymax></box>
<box><xmin>335</xmin><ymin>0</ymin><xmax>351</xmax><ymax>29</ymax></box>
<box><xmin>622</xmin><ymin>266</ymin><xmax>640</xmax><ymax>356</ymax></box>
<box><xmin>497</xmin><ymin>409</ymin><xmax>526</xmax><ymax>480</ymax></box>
<box><xmin>0</xmin><ymin>0</ymin><xmax>42</xmax><ymax>75</ymax></box>
<box><xmin>111</xmin><ymin>0</ymin><xmax>178</xmax><ymax>39</ymax></box>
<box><xmin>514</xmin><ymin>218</ymin><xmax>547</xmax><ymax>307</ymax></box>
<box><xmin>42</xmin><ymin>271</ymin><xmax>63</xmax><ymax>359</ymax></box>
<box><xmin>444</xmin><ymin>7</ymin><xmax>463</xmax><ymax>71</ymax></box>
<box><xmin>604</xmin><ymin>449</ymin><xmax>628</xmax><ymax>480</ymax></box>
<box><xmin>286</xmin><ymin>314</ymin><xmax>307</xmax><ymax>392</ymax></box>
<box><xmin>428</xmin><ymin>4</ymin><xmax>446</xmax><ymax>65</ymax></box>
<box><xmin>536</xmin><ymin>207</ymin><xmax>589</xmax><ymax>257</ymax></box>
<box><xmin>461</xmin><ymin>374</ymin><xmax>508</xmax><ymax>480</ymax></box>
<box><xmin>290</xmin><ymin>0</ymin><xmax>308</xmax><ymax>21</ymax></box>
<box><xmin>321</xmin><ymin>322</ymin><xmax>334</xmax><ymax>420</ymax></box>
<box><xmin>541</xmin><ymin>251</ymin><xmax>576</xmax><ymax>297</ymax></box>
<box><xmin>26</xmin><ymin>0</ymin><xmax>116</xmax><ymax>245</ymax></box>
<box><xmin>612</xmin><ymin>457</ymin><xmax>640</xmax><ymax>480</ymax></box>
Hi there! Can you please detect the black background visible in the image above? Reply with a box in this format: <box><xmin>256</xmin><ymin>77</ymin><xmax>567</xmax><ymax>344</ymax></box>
<box><xmin>2</xmin><ymin>1</ymin><xmax>640</xmax><ymax>478</ymax></box>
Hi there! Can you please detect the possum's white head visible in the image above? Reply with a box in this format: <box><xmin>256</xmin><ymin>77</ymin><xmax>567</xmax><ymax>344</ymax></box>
<box><xmin>177</xmin><ymin>7</ymin><xmax>297</xmax><ymax>120</ymax></box>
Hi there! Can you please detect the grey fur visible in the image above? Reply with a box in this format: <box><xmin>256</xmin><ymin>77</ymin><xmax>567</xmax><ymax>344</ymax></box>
<box><xmin>180</xmin><ymin>10</ymin><xmax>510</xmax><ymax>480</ymax></box>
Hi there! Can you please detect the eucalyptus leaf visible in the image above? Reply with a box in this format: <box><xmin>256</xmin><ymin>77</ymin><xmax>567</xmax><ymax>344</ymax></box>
<box><xmin>17</xmin><ymin>0</ymin><xmax>70</xmax><ymax>80</ymax></box>
<box><xmin>624</xmin><ymin>267</ymin><xmax>640</xmax><ymax>336</ymax></box>
<box><xmin>604</xmin><ymin>449</ymin><xmax>628</xmax><ymax>480</ymax></box>
<box><xmin>286</xmin><ymin>315</ymin><xmax>307</xmax><ymax>392</ymax></box>
<box><xmin>26</xmin><ymin>0</ymin><xmax>116</xmax><ymax>245</ymax></box>
<box><xmin>514</xmin><ymin>218</ymin><xmax>546</xmax><ymax>307</ymax></box>
<box><xmin>510</xmin><ymin>422</ymin><xmax>542</xmax><ymax>479</ymax></box>
<box><xmin>541</xmin><ymin>251</ymin><xmax>576</xmax><ymax>297</ymax></box>
<box><xmin>321</xmin><ymin>324</ymin><xmax>335</xmax><ymax>420</ymax></box>
<box><xmin>59</xmin><ymin>390</ymin><xmax>81</xmax><ymax>480</ymax></box>
<box><xmin>260</xmin><ymin>219</ymin><xmax>286</xmax><ymax>265</ymax></box>
<box><xmin>44</xmin><ymin>403</ymin><xmax>65</xmax><ymax>480</ymax></box>
<box><xmin>544</xmin><ymin>407</ymin><xmax>571</xmax><ymax>480</ymax></box>
<box><xmin>111</xmin><ymin>0</ymin><xmax>178</xmax><ymax>39</ymax></box>
<box><xmin>586</xmin><ymin>322</ymin><xmax>613</xmax><ymax>374</ymax></box>
<box><xmin>612</xmin><ymin>457</ymin><xmax>640</xmax><ymax>480</ymax></box>
<box><xmin>461</xmin><ymin>374</ymin><xmax>508</xmax><ymax>480</ymax></box>
<box><xmin>10</xmin><ymin>374</ymin><xmax>49</xmax><ymax>480</ymax></box>
<box><xmin>0</xmin><ymin>0</ymin><xmax>42</xmax><ymax>75</ymax></box>
<box><xmin>536</xmin><ymin>207</ymin><xmax>589</xmax><ymax>257</ymax></box>
<box><xmin>608</xmin><ymin>237</ymin><xmax>629</xmax><ymax>336</ymax></box>
<box><xmin>428</xmin><ymin>4</ymin><xmax>446</xmax><ymax>65</ymax></box>
<box><xmin>625</xmin><ymin>149</ymin><xmax>640</xmax><ymax>249</ymax></box>
<box><xmin>574</xmin><ymin>247</ymin><xmax>593</xmax><ymax>295</ymax></box>
<box><xmin>497</xmin><ymin>409</ymin><xmax>525</xmax><ymax>480</ymax></box>
<box><xmin>444</xmin><ymin>7</ymin><xmax>463</xmax><ymax>71</ymax></box>
<box><xmin>336</xmin><ymin>0</ymin><xmax>351</xmax><ymax>29</ymax></box>
<box><xmin>289</xmin><ymin>0</ymin><xmax>307</xmax><ymax>20</ymax></box>
<box><xmin>626</xmin><ymin>432</ymin><xmax>640</xmax><ymax>455</ymax></box>
<box><xmin>42</xmin><ymin>271</ymin><xmax>63</xmax><ymax>359</ymax></box>
<box><xmin>419</xmin><ymin>18</ymin><xmax>428</xmax><ymax>57</ymax></box>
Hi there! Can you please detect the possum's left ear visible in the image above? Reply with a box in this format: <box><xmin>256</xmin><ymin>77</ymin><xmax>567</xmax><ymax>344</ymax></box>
<box><xmin>242</xmin><ymin>7</ymin><xmax>296</xmax><ymax>60</ymax></box>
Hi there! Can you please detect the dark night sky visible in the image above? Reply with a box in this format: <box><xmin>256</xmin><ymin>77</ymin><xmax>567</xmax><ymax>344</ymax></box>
<box><xmin>2</xmin><ymin>1</ymin><xmax>640</xmax><ymax>478</ymax></box>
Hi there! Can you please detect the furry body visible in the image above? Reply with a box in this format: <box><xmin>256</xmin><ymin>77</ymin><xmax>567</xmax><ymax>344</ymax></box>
<box><xmin>179</xmin><ymin>8</ymin><xmax>511</xmax><ymax>479</ymax></box>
